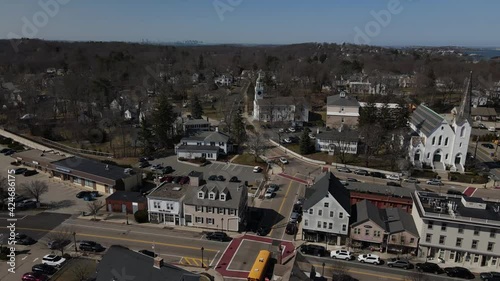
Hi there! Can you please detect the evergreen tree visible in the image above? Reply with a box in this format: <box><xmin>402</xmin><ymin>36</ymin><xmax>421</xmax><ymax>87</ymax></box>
<box><xmin>198</xmin><ymin>54</ymin><xmax>205</xmax><ymax>70</ymax></box>
<box><xmin>232</xmin><ymin>109</ymin><xmax>246</xmax><ymax>145</ymax></box>
<box><xmin>299</xmin><ymin>129</ymin><xmax>313</xmax><ymax>154</ymax></box>
<box><xmin>191</xmin><ymin>95</ymin><xmax>203</xmax><ymax>119</ymax></box>
<box><xmin>152</xmin><ymin>94</ymin><xmax>175</xmax><ymax>148</ymax></box>
<box><xmin>137</xmin><ymin>117</ymin><xmax>154</xmax><ymax>155</ymax></box>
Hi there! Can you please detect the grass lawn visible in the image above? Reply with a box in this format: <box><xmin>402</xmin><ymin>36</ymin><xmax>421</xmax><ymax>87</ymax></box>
<box><xmin>203</xmin><ymin>107</ymin><xmax>222</xmax><ymax>121</ymax></box>
<box><xmin>51</xmin><ymin>258</ymin><xmax>97</xmax><ymax>281</ymax></box>
<box><xmin>232</xmin><ymin>153</ymin><xmax>265</xmax><ymax>168</ymax></box>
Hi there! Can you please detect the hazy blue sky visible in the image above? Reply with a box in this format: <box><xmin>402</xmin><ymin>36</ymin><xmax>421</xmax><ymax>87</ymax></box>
<box><xmin>1</xmin><ymin>0</ymin><xmax>499</xmax><ymax>47</ymax></box>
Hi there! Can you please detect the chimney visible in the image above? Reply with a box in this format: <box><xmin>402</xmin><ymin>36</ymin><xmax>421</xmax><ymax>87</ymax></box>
<box><xmin>153</xmin><ymin>257</ymin><xmax>163</xmax><ymax>269</ymax></box>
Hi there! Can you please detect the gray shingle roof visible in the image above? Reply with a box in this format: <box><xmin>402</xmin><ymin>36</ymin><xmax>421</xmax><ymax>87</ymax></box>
<box><xmin>327</xmin><ymin>95</ymin><xmax>360</xmax><ymax>107</ymax></box>
<box><xmin>384</xmin><ymin>208</ymin><xmax>419</xmax><ymax>237</ymax></box>
<box><xmin>181</xmin><ymin>131</ymin><xmax>230</xmax><ymax>143</ymax></box>
<box><xmin>184</xmin><ymin>118</ymin><xmax>211</xmax><ymax>126</ymax></box>
<box><xmin>471</xmin><ymin>107</ymin><xmax>497</xmax><ymax>117</ymax></box>
<box><xmin>303</xmin><ymin>172</ymin><xmax>351</xmax><ymax>214</ymax></box>
<box><xmin>183</xmin><ymin>183</ymin><xmax>247</xmax><ymax>209</ymax></box>
<box><xmin>316</xmin><ymin>130</ymin><xmax>359</xmax><ymax>142</ymax></box>
<box><xmin>409</xmin><ymin>105</ymin><xmax>446</xmax><ymax>137</ymax></box>
<box><xmin>96</xmin><ymin>245</ymin><xmax>200</xmax><ymax>281</ymax></box>
<box><xmin>351</xmin><ymin>200</ymin><xmax>386</xmax><ymax>229</ymax></box>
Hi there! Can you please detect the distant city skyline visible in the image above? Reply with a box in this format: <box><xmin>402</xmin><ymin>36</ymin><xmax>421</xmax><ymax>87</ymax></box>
<box><xmin>1</xmin><ymin>0</ymin><xmax>500</xmax><ymax>47</ymax></box>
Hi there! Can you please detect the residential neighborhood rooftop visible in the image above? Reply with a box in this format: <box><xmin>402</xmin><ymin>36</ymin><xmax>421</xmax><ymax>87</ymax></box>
<box><xmin>184</xmin><ymin>182</ymin><xmax>247</xmax><ymax>209</ymax></box>
<box><xmin>181</xmin><ymin>131</ymin><xmax>230</xmax><ymax>143</ymax></box>
<box><xmin>304</xmin><ymin>172</ymin><xmax>351</xmax><ymax>214</ymax></box>
<box><xmin>327</xmin><ymin>94</ymin><xmax>360</xmax><ymax>107</ymax></box>
<box><xmin>346</xmin><ymin>182</ymin><xmax>412</xmax><ymax>198</ymax></box>
<box><xmin>176</xmin><ymin>145</ymin><xmax>220</xmax><ymax>153</ymax></box>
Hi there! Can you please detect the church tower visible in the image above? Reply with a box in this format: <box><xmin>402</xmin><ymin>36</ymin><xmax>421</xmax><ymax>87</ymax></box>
<box><xmin>254</xmin><ymin>71</ymin><xmax>264</xmax><ymax>101</ymax></box>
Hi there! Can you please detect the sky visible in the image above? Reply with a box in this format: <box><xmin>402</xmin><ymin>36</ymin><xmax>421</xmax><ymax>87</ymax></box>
<box><xmin>1</xmin><ymin>0</ymin><xmax>499</xmax><ymax>47</ymax></box>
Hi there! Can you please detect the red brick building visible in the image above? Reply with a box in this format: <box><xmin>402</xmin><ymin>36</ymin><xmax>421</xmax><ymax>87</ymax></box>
<box><xmin>105</xmin><ymin>191</ymin><xmax>147</xmax><ymax>214</ymax></box>
<box><xmin>346</xmin><ymin>182</ymin><xmax>413</xmax><ymax>213</ymax></box>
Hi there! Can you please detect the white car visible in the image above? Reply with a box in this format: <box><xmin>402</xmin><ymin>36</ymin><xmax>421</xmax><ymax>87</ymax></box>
<box><xmin>386</xmin><ymin>174</ymin><xmax>400</xmax><ymax>181</ymax></box>
<box><xmin>288</xmin><ymin>127</ymin><xmax>296</xmax><ymax>133</ymax></box>
<box><xmin>253</xmin><ymin>166</ymin><xmax>262</xmax><ymax>173</ymax></box>
<box><xmin>264</xmin><ymin>188</ymin><xmax>275</xmax><ymax>199</ymax></box>
<box><xmin>357</xmin><ymin>254</ymin><xmax>381</xmax><ymax>265</ymax></box>
<box><xmin>279</xmin><ymin>157</ymin><xmax>289</xmax><ymax>164</ymax></box>
<box><xmin>489</xmin><ymin>127</ymin><xmax>496</xmax><ymax>132</ymax></box>
<box><xmin>331</xmin><ymin>250</ymin><xmax>353</xmax><ymax>260</ymax></box>
<box><xmin>42</xmin><ymin>254</ymin><xmax>66</xmax><ymax>267</ymax></box>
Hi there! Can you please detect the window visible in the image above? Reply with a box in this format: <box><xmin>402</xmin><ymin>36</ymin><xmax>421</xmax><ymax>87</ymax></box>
<box><xmin>401</xmin><ymin>236</ymin><xmax>405</xmax><ymax>243</ymax></box>
<box><xmin>341</xmin><ymin>118</ymin><xmax>345</xmax><ymax>123</ymax></box>
<box><xmin>74</xmin><ymin>178</ymin><xmax>81</xmax><ymax>184</ymax></box>
<box><xmin>195</xmin><ymin>217</ymin><xmax>203</xmax><ymax>223</ymax></box>
<box><xmin>427</xmin><ymin>152</ymin><xmax>430</xmax><ymax>159</ymax></box>
<box><xmin>391</xmin><ymin>236</ymin><xmax>396</xmax><ymax>242</ymax></box>
<box><xmin>209</xmin><ymin>193</ymin><xmax>215</xmax><ymax>200</ymax></box>
<box><xmin>445</xmin><ymin>154</ymin><xmax>448</xmax><ymax>160</ymax></box>
<box><xmin>490</xmin><ymin>229</ymin><xmax>496</xmax><ymax>238</ymax></box>
<box><xmin>365</xmin><ymin>229</ymin><xmax>370</xmax><ymax>236</ymax></box>
<box><xmin>428</xmin><ymin>221</ymin><xmax>433</xmax><ymax>229</ymax></box>
<box><xmin>229</xmin><ymin>209</ymin><xmax>235</xmax><ymax>215</ymax></box>
<box><xmin>410</xmin><ymin>238</ymin><xmax>415</xmax><ymax>244</ymax></box>
<box><xmin>323</xmin><ymin>222</ymin><xmax>327</xmax><ymax>229</ymax></box>
<box><xmin>439</xmin><ymin>235</ymin><xmax>446</xmax><ymax>244</ymax></box>
<box><xmin>460</xmin><ymin>127</ymin><xmax>466</xmax><ymax>137</ymax></box>
<box><xmin>220</xmin><ymin>194</ymin><xmax>226</xmax><ymax>201</ymax></box>
<box><xmin>474</xmin><ymin>256</ymin><xmax>479</xmax><ymax>263</ymax></box>
<box><xmin>198</xmin><ymin>192</ymin><xmax>204</xmax><ymax>199</ymax></box>
<box><xmin>210</xmin><ymin>142</ymin><xmax>215</xmax><ymax>146</ymax></box>
<box><xmin>450</xmin><ymin>251</ymin><xmax>456</xmax><ymax>260</ymax></box>
<box><xmin>339</xmin><ymin>212</ymin><xmax>344</xmax><ymax>219</ymax></box>
<box><xmin>304</xmin><ymin>220</ymin><xmax>308</xmax><ymax>226</ymax></box>
<box><xmin>459</xmin><ymin>142</ymin><xmax>462</xmax><ymax>148</ymax></box>
<box><xmin>458</xmin><ymin>225</ymin><xmax>464</xmax><ymax>233</ymax></box>
<box><xmin>328</xmin><ymin>223</ymin><xmax>333</xmax><ymax>229</ymax></box>
<box><xmin>318</xmin><ymin>210</ymin><xmax>322</xmax><ymax>216</ymax></box>
<box><xmin>488</xmin><ymin>242</ymin><xmax>495</xmax><ymax>251</ymax></box>
<box><xmin>324</xmin><ymin>202</ymin><xmax>329</xmax><ymax>208</ymax></box>
<box><xmin>426</xmin><ymin>234</ymin><xmax>432</xmax><ymax>242</ymax></box>
<box><xmin>317</xmin><ymin>221</ymin><xmax>321</xmax><ymax>228</ymax></box>
<box><xmin>341</xmin><ymin>107</ymin><xmax>344</xmax><ymax>112</ymax></box>
<box><xmin>456</xmin><ymin>238</ymin><xmax>462</xmax><ymax>247</ymax></box>
<box><xmin>474</xmin><ymin>227</ymin><xmax>480</xmax><ymax>236</ymax></box>
<box><xmin>342</xmin><ymin>224</ymin><xmax>347</xmax><ymax>232</ymax></box>
<box><xmin>493</xmin><ymin>257</ymin><xmax>498</xmax><ymax>266</ymax></box>
<box><xmin>432</xmin><ymin>137</ymin><xmax>436</xmax><ymax>145</ymax></box>
<box><xmin>441</xmin><ymin>223</ymin><xmax>447</xmax><ymax>231</ymax></box>
<box><xmin>309</xmin><ymin>209</ymin><xmax>313</xmax><ymax>215</ymax></box>
<box><xmin>329</xmin><ymin>211</ymin><xmax>334</xmax><ymax>217</ymax></box>
<box><xmin>472</xmin><ymin>240</ymin><xmax>478</xmax><ymax>249</ymax></box>
<box><xmin>207</xmin><ymin>207</ymin><xmax>213</xmax><ymax>213</ymax></box>
<box><xmin>444</xmin><ymin>137</ymin><xmax>449</xmax><ymax>146</ymax></box>
<box><xmin>85</xmin><ymin>180</ymin><xmax>93</xmax><ymax>187</ymax></box>
<box><xmin>207</xmin><ymin>218</ymin><xmax>214</xmax><ymax>225</ymax></box>
<box><xmin>354</xmin><ymin>228</ymin><xmax>360</xmax><ymax>235</ymax></box>
<box><xmin>438</xmin><ymin>135</ymin><xmax>442</xmax><ymax>146</ymax></box>
<box><xmin>374</xmin><ymin>231</ymin><xmax>381</xmax><ymax>237</ymax></box>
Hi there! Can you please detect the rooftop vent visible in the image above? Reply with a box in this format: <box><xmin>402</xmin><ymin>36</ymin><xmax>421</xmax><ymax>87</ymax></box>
<box><xmin>172</xmin><ymin>187</ymin><xmax>182</xmax><ymax>191</ymax></box>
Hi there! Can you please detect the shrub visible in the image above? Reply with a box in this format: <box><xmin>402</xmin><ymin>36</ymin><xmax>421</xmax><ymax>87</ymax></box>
<box><xmin>134</xmin><ymin>210</ymin><xmax>149</xmax><ymax>223</ymax></box>
<box><xmin>246</xmin><ymin>124</ymin><xmax>255</xmax><ymax>131</ymax></box>
<box><xmin>178</xmin><ymin>157</ymin><xmax>186</xmax><ymax>161</ymax></box>
<box><xmin>0</xmin><ymin>137</ymin><xmax>13</xmax><ymax>145</ymax></box>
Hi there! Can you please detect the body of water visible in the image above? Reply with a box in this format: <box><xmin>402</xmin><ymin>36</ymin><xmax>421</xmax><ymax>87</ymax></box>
<box><xmin>463</xmin><ymin>48</ymin><xmax>500</xmax><ymax>60</ymax></box>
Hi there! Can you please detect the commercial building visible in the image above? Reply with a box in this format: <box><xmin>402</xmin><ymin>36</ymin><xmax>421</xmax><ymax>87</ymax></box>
<box><xmin>105</xmin><ymin>191</ymin><xmax>147</xmax><ymax>214</ymax></box>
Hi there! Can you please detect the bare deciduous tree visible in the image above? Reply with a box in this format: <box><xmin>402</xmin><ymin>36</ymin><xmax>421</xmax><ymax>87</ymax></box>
<box><xmin>87</xmin><ymin>200</ymin><xmax>105</xmax><ymax>220</ymax></box>
<box><xmin>21</xmin><ymin>180</ymin><xmax>48</xmax><ymax>204</ymax></box>
<box><xmin>46</xmin><ymin>226</ymin><xmax>74</xmax><ymax>256</ymax></box>
<box><xmin>71</xmin><ymin>259</ymin><xmax>92</xmax><ymax>281</ymax></box>
<box><xmin>246</xmin><ymin>132</ymin><xmax>267</xmax><ymax>162</ymax></box>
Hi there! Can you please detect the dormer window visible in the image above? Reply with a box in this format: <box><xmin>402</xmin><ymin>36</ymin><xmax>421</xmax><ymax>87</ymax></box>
<box><xmin>198</xmin><ymin>192</ymin><xmax>204</xmax><ymax>199</ymax></box>
<box><xmin>209</xmin><ymin>192</ymin><xmax>215</xmax><ymax>200</ymax></box>
<box><xmin>220</xmin><ymin>194</ymin><xmax>226</xmax><ymax>201</ymax></box>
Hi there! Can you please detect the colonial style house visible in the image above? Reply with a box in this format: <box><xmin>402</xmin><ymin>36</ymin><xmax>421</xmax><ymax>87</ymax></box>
<box><xmin>214</xmin><ymin>74</ymin><xmax>233</xmax><ymax>87</ymax></box>
<box><xmin>147</xmin><ymin>182</ymin><xmax>189</xmax><ymax>226</ymax></box>
<box><xmin>183</xmin><ymin>182</ymin><xmax>248</xmax><ymax>232</ymax></box>
<box><xmin>183</xmin><ymin>118</ymin><xmax>211</xmax><ymax>133</ymax></box>
<box><xmin>253</xmin><ymin>72</ymin><xmax>309</xmax><ymax>124</ymax></box>
<box><xmin>350</xmin><ymin>200</ymin><xmax>419</xmax><ymax>254</ymax></box>
<box><xmin>175</xmin><ymin>129</ymin><xmax>232</xmax><ymax>161</ymax></box>
<box><xmin>471</xmin><ymin>107</ymin><xmax>497</xmax><ymax>122</ymax></box>
<box><xmin>409</xmin><ymin>74</ymin><xmax>473</xmax><ymax>172</ymax></box>
<box><xmin>326</xmin><ymin>91</ymin><xmax>360</xmax><ymax>128</ymax></box>
<box><xmin>412</xmin><ymin>191</ymin><xmax>500</xmax><ymax>269</ymax></box>
<box><xmin>315</xmin><ymin>127</ymin><xmax>359</xmax><ymax>155</ymax></box>
<box><xmin>302</xmin><ymin>172</ymin><xmax>351</xmax><ymax>245</ymax></box>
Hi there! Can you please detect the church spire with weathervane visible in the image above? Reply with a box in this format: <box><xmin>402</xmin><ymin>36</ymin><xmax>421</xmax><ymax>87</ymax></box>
<box><xmin>455</xmin><ymin>71</ymin><xmax>473</xmax><ymax>126</ymax></box>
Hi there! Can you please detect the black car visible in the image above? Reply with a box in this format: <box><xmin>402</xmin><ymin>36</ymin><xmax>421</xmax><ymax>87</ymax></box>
<box><xmin>256</xmin><ymin>226</ymin><xmax>270</xmax><ymax>236</ymax></box>
<box><xmin>416</xmin><ymin>262</ymin><xmax>443</xmax><ymax>274</ymax></box>
<box><xmin>76</xmin><ymin>191</ymin><xmax>91</xmax><ymax>198</ymax></box>
<box><xmin>387</xmin><ymin>258</ymin><xmax>413</xmax><ymax>269</ymax></box>
<box><xmin>3</xmin><ymin>149</ymin><xmax>15</xmax><ymax>155</ymax></box>
<box><xmin>370</xmin><ymin>171</ymin><xmax>385</xmax><ymax>178</ymax></box>
<box><xmin>17</xmin><ymin>236</ymin><xmax>37</xmax><ymax>245</ymax></box>
<box><xmin>32</xmin><ymin>264</ymin><xmax>57</xmax><ymax>275</ymax></box>
<box><xmin>447</xmin><ymin>189</ymin><xmax>463</xmax><ymax>196</ymax></box>
<box><xmin>386</xmin><ymin>181</ymin><xmax>401</xmax><ymax>187</ymax></box>
<box><xmin>346</xmin><ymin>178</ymin><xmax>359</xmax><ymax>182</ymax></box>
<box><xmin>0</xmin><ymin>148</ymin><xmax>11</xmax><ymax>153</ymax></box>
<box><xmin>139</xmin><ymin>161</ymin><xmax>150</xmax><ymax>168</ymax></box>
<box><xmin>293</xmin><ymin>203</ymin><xmax>302</xmax><ymax>213</ymax></box>
<box><xmin>206</xmin><ymin>232</ymin><xmax>229</xmax><ymax>242</ymax></box>
<box><xmin>482</xmin><ymin>143</ymin><xmax>495</xmax><ymax>149</ymax></box>
<box><xmin>217</xmin><ymin>175</ymin><xmax>226</xmax><ymax>181</ymax></box>
<box><xmin>444</xmin><ymin>267</ymin><xmax>475</xmax><ymax>279</ymax></box>
<box><xmin>300</xmin><ymin>245</ymin><xmax>327</xmax><ymax>257</ymax></box>
<box><xmin>208</xmin><ymin>175</ymin><xmax>217</xmax><ymax>181</ymax></box>
<box><xmin>17</xmin><ymin>200</ymin><xmax>38</xmax><ymax>210</ymax></box>
<box><xmin>23</xmin><ymin>169</ymin><xmax>38</xmax><ymax>176</ymax></box>
<box><xmin>138</xmin><ymin>250</ymin><xmax>158</xmax><ymax>257</ymax></box>
<box><xmin>14</xmin><ymin>168</ymin><xmax>28</xmax><ymax>174</ymax></box>
<box><xmin>162</xmin><ymin>166</ymin><xmax>173</xmax><ymax>174</ymax></box>
<box><xmin>480</xmin><ymin>271</ymin><xmax>500</xmax><ymax>281</ymax></box>
<box><xmin>139</xmin><ymin>157</ymin><xmax>148</xmax><ymax>162</ymax></box>
<box><xmin>285</xmin><ymin>223</ymin><xmax>298</xmax><ymax>235</ymax></box>
<box><xmin>172</xmin><ymin>176</ymin><xmax>182</xmax><ymax>184</ymax></box>
<box><xmin>229</xmin><ymin>176</ymin><xmax>239</xmax><ymax>182</ymax></box>
<box><xmin>79</xmin><ymin>241</ymin><xmax>105</xmax><ymax>252</ymax></box>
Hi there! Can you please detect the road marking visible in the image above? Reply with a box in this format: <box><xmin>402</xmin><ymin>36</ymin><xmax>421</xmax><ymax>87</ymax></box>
<box><xmin>210</xmin><ymin>250</ymin><xmax>220</xmax><ymax>267</ymax></box>
<box><xmin>311</xmin><ymin>263</ymin><xmax>404</xmax><ymax>281</ymax></box>
<box><xmin>33</xmin><ymin>258</ymin><xmax>38</xmax><ymax>262</ymax></box>
<box><xmin>215</xmin><ymin>242</ymin><xmax>232</xmax><ymax>268</ymax></box>
<box><xmin>22</xmin><ymin>256</ymin><xmax>28</xmax><ymax>260</ymax></box>
<box><xmin>2</xmin><ymin>226</ymin><xmax>218</xmax><ymax>252</ymax></box>
<box><xmin>230</xmin><ymin>165</ymin><xmax>237</xmax><ymax>171</ymax></box>
<box><xmin>269</xmin><ymin>180</ymin><xmax>294</xmax><ymax>236</ymax></box>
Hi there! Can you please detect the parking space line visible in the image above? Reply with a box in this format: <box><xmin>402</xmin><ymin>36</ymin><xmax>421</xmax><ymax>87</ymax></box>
<box><xmin>230</xmin><ymin>165</ymin><xmax>237</xmax><ymax>171</ymax></box>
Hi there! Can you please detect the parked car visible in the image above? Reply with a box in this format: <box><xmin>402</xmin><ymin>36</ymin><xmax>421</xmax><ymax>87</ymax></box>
<box><xmin>229</xmin><ymin>176</ymin><xmax>239</xmax><ymax>182</ymax></box>
<box><xmin>32</xmin><ymin>264</ymin><xmax>57</xmax><ymax>275</ymax></box>
<box><xmin>47</xmin><ymin>239</ymin><xmax>70</xmax><ymax>250</ymax></box>
<box><xmin>42</xmin><ymin>254</ymin><xmax>66</xmax><ymax>267</ymax></box>
<box><xmin>288</xmin><ymin>127</ymin><xmax>296</xmax><ymax>132</ymax></box>
<box><xmin>79</xmin><ymin>240</ymin><xmax>105</xmax><ymax>252</ymax></box>
<box><xmin>151</xmin><ymin>164</ymin><xmax>163</xmax><ymax>170</ymax></box>
<box><xmin>22</xmin><ymin>272</ymin><xmax>49</xmax><ymax>281</ymax></box>
<box><xmin>308</xmin><ymin>133</ymin><xmax>316</xmax><ymax>139</ymax></box>
<box><xmin>386</xmin><ymin>181</ymin><xmax>401</xmax><ymax>187</ymax></box>
<box><xmin>179</xmin><ymin>176</ymin><xmax>190</xmax><ymax>185</ymax></box>
<box><xmin>172</xmin><ymin>176</ymin><xmax>182</xmax><ymax>184</ymax></box>
<box><xmin>404</xmin><ymin>177</ymin><xmax>420</xmax><ymax>183</ymax></box>
<box><xmin>278</xmin><ymin>128</ymin><xmax>285</xmax><ymax>133</ymax></box>
<box><xmin>208</xmin><ymin>175</ymin><xmax>217</xmax><ymax>181</ymax></box>
<box><xmin>0</xmin><ymin>148</ymin><xmax>12</xmax><ymax>153</ymax></box>
<box><xmin>138</xmin><ymin>249</ymin><xmax>158</xmax><ymax>257</ymax></box>
<box><xmin>264</xmin><ymin>188</ymin><xmax>275</xmax><ymax>199</ymax></box>
<box><xmin>482</xmin><ymin>143</ymin><xmax>495</xmax><ymax>149</ymax></box>
<box><xmin>16</xmin><ymin>235</ymin><xmax>37</xmax><ymax>245</ymax></box>
<box><xmin>480</xmin><ymin>271</ymin><xmax>500</xmax><ymax>281</ymax></box>
<box><xmin>253</xmin><ymin>166</ymin><xmax>262</xmax><ymax>173</ymax></box>
<box><xmin>292</xmin><ymin>203</ymin><xmax>302</xmax><ymax>213</ymax></box>
<box><xmin>489</xmin><ymin>127</ymin><xmax>497</xmax><ymax>132</ymax></box>
<box><xmin>17</xmin><ymin>199</ymin><xmax>38</xmax><ymax>210</ymax></box>
<box><xmin>23</xmin><ymin>169</ymin><xmax>38</xmax><ymax>176</ymax></box>
<box><xmin>447</xmin><ymin>189</ymin><xmax>463</xmax><ymax>195</ymax></box>
<box><xmin>14</xmin><ymin>168</ymin><xmax>28</xmax><ymax>174</ymax></box>
<box><xmin>478</xmin><ymin>123</ymin><xmax>487</xmax><ymax>129</ymax></box>
<box><xmin>444</xmin><ymin>267</ymin><xmax>475</xmax><ymax>279</ymax></box>
<box><xmin>415</xmin><ymin>262</ymin><xmax>444</xmax><ymax>274</ymax></box>
<box><xmin>162</xmin><ymin>166</ymin><xmax>173</xmax><ymax>174</ymax></box>
<box><xmin>354</xmin><ymin>169</ymin><xmax>369</xmax><ymax>176</ymax></box>
<box><xmin>336</xmin><ymin>167</ymin><xmax>351</xmax><ymax>173</ymax></box>
<box><xmin>330</xmin><ymin>250</ymin><xmax>353</xmax><ymax>260</ymax></box>
<box><xmin>357</xmin><ymin>254</ymin><xmax>381</xmax><ymax>265</ymax></box>
<box><xmin>346</xmin><ymin>178</ymin><xmax>359</xmax><ymax>182</ymax></box>
<box><xmin>285</xmin><ymin>223</ymin><xmax>298</xmax><ymax>235</ymax></box>
<box><xmin>76</xmin><ymin>191</ymin><xmax>91</xmax><ymax>198</ymax></box>
<box><xmin>217</xmin><ymin>175</ymin><xmax>226</xmax><ymax>181</ymax></box>
<box><xmin>339</xmin><ymin>180</ymin><xmax>348</xmax><ymax>186</ymax></box>
<box><xmin>289</xmin><ymin>212</ymin><xmax>300</xmax><ymax>223</ymax></box>
<box><xmin>386</xmin><ymin>174</ymin><xmax>400</xmax><ymax>181</ymax></box>
<box><xmin>139</xmin><ymin>161</ymin><xmax>150</xmax><ymax>168</ymax></box>
<box><xmin>426</xmin><ymin>179</ymin><xmax>443</xmax><ymax>186</ymax></box>
<box><xmin>279</xmin><ymin>157</ymin><xmax>289</xmax><ymax>164</ymax></box>
<box><xmin>256</xmin><ymin>226</ymin><xmax>270</xmax><ymax>236</ymax></box>
<box><xmin>206</xmin><ymin>232</ymin><xmax>230</xmax><ymax>242</ymax></box>
<box><xmin>370</xmin><ymin>171</ymin><xmax>385</xmax><ymax>178</ymax></box>
<box><xmin>387</xmin><ymin>258</ymin><xmax>413</xmax><ymax>269</ymax></box>
<box><xmin>4</xmin><ymin>149</ymin><xmax>16</xmax><ymax>156</ymax></box>
<box><xmin>300</xmin><ymin>245</ymin><xmax>327</xmax><ymax>257</ymax></box>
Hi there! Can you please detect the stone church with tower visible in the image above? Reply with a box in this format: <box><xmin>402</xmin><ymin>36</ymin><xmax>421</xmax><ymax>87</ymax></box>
<box><xmin>252</xmin><ymin>72</ymin><xmax>309</xmax><ymax>124</ymax></box>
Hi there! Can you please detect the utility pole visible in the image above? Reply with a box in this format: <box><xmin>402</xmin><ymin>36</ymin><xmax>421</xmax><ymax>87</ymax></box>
<box><xmin>474</xmin><ymin>135</ymin><xmax>480</xmax><ymax>159</ymax></box>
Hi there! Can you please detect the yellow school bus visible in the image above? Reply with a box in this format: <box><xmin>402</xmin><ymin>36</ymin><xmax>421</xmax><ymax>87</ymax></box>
<box><xmin>247</xmin><ymin>250</ymin><xmax>271</xmax><ymax>281</ymax></box>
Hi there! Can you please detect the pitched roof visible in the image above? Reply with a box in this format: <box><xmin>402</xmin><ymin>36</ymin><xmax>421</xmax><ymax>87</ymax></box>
<box><xmin>303</xmin><ymin>172</ymin><xmax>351</xmax><ymax>214</ymax></box>
<box><xmin>96</xmin><ymin>245</ymin><xmax>200</xmax><ymax>281</ymax></box>
<box><xmin>383</xmin><ymin>208</ymin><xmax>419</xmax><ymax>237</ymax></box>
<box><xmin>327</xmin><ymin>95</ymin><xmax>360</xmax><ymax>107</ymax></box>
<box><xmin>184</xmin><ymin>183</ymin><xmax>247</xmax><ymax>209</ymax></box>
<box><xmin>176</xmin><ymin>145</ymin><xmax>220</xmax><ymax>153</ymax></box>
<box><xmin>181</xmin><ymin>131</ymin><xmax>230</xmax><ymax>143</ymax></box>
<box><xmin>351</xmin><ymin>200</ymin><xmax>386</xmax><ymax>229</ymax></box>
<box><xmin>184</xmin><ymin>118</ymin><xmax>211</xmax><ymax>126</ymax></box>
<box><xmin>455</xmin><ymin>72</ymin><xmax>473</xmax><ymax>125</ymax></box>
<box><xmin>471</xmin><ymin>107</ymin><xmax>497</xmax><ymax>117</ymax></box>
<box><xmin>409</xmin><ymin>104</ymin><xmax>446</xmax><ymax>137</ymax></box>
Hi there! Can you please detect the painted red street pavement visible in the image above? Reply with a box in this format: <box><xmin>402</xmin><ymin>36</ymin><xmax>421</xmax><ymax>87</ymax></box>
<box><xmin>214</xmin><ymin>234</ymin><xmax>296</xmax><ymax>279</ymax></box>
<box><xmin>463</xmin><ymin>187</ymin><xmax>477</xmax><ymax>197</ymax></box>
<box><xmin>278</xmin><ymin>173</ymin><xmax>308</xmax><ymax>184</ymax></box>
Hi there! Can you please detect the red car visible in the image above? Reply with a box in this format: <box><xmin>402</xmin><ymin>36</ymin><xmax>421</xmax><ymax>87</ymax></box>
<box><xmin>179</xmin><ymin>176</ymin><xmax>190</xmax><ymax>185</ymax></box>
<box><xmin>22</xmin><ymin>272</ymin><xmax>49</xmax><ymax>281</ymax></box>
<box><xmin>161</xmin><ymin>176</ymin><xmax>173</xmax><ymax>183</ymax></box>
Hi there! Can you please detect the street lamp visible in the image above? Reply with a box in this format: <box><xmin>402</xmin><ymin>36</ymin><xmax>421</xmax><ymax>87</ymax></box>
<box><xmin>72</xmin><ymin>232</ymin><xmax>77</xmax><ymax>253</ymax></box>
<box><xmin>322</xmin><ymin>262</ymin><xmax>325</xmax><ymax>277</ymax></box>
<box><xmin>221</xmin><ymin>218</ymin><xmax>224</xmax><ymax>232</ymax></box>
<box><xmin>201</xmin><ymin>247</ymin><xmax>204</xmax><ymax>268</ymax></box>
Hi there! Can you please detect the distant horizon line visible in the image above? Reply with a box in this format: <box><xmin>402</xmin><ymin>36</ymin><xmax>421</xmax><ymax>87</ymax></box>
<box><xmin>2</xmin><ymin>38</ymin><xmax>499</xmax><ymax>50</ymax></box>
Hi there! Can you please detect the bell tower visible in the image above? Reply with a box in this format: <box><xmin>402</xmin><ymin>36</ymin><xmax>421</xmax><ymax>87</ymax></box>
<box><xmin>254</xmin><ymin>71</ymin><xmax>264</xmax><ymax>101</ymax></box>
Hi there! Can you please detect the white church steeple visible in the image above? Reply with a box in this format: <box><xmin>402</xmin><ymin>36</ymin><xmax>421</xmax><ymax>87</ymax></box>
<box><xmin>254</xmin><ymin>71</ymin><xmax>264</xmax><ymax>101</ymax></box>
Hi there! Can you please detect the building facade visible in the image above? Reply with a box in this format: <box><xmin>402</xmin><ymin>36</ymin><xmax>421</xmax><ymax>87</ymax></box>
<box><xmin>105</xmin><ymin>191</ymin><xmax>147</xmax><ymax>214</ymax></box>
<box><xmin>147</xmin><ymin>182</ymin><xmax>187</xmax><ymax>226</ymax></box>
<box><xmin>346</xmin><ymin>182</ymin><xmax>413</xmax><ymax>213</ymax></box>
<box><xmin>326</xmin><ymin>92</ymin><xmax>360</xmax><ymax>128</ymax></box>
<box><xmin>302</xmin><ymin>172</ymin><xmax>351</xmax><ymax>245</ymax></box>
<box><xmin>315</xmin><ymin>128</ymin><xmax>359</xmax><ymax>155</ymax></box>
<box><xmin>412</xmin><ymin>191</ymin><xmax>500</xmax><ymax>269</ymax></box>
<box><xmin>175</xmin><ymin>130</ymin><xmax>232</xmax><ymax>161</ymax></box>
